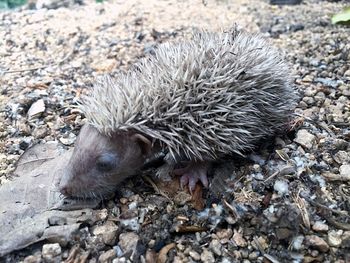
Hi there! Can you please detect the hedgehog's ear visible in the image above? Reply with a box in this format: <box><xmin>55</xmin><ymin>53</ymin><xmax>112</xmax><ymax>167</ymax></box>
<box><xmin>131</xmin><ymin>133</ymin><xmax>152</xmax><ymax>157</ymax></box>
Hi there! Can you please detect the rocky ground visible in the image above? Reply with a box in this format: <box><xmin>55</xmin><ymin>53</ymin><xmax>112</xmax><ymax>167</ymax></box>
<box><xmin>0</xmin><ymin>0</ymin><xmax>349</xmax><ymax>262</ymax></box>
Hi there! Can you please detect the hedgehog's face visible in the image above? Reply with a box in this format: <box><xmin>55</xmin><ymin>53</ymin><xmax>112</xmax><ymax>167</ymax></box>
<box><xmin>59</xmin><ymin>124</ymin><xmax>151</xmax><ymax>198</ymax></box>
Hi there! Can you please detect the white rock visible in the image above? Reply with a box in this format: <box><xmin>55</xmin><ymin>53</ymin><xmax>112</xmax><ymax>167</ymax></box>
<box><xmin>209</xmin><ymin>239</ymin><xmax>222</xmax><ymax>256</ymax></box>
<box><xmin>189</xmin><ymin>250</ymin><xmax>201</xmax><ymax>261</ymax></box>
<box><xmin>273</xmin><ymin>180</ymin><xmax>289</xmax><ymax>196</ymax></box>
<box><xmin>340</xmin><ymin>164</ymin><xmax>350</xmax><ymax>180</ymax></box>
<box><xmin>200</xmin><ymin>248</ymin><xmax>215</xmax><ymax>263</ymax></box>
<box><xmin>118</xmin><ymin>232</ymin><xmax>140</xmax><ymax>258</ymax></box>
<box><xmin>42</xmin><ymin>243</ymin><xmax>61</xmax><ymax>261</ymax></box>
<box><xmin>294</xmin><ymin>129</ymin><xmax>316</xmax><ymax>149</ymax></box>
<box><xmin>99</xmin><ymin>249</ymin><xmax>117</xmax><ymax>263</ymax></box>
<box><xmin>327</xmin><ymin>230</ymin><xmax>342</xmax><ymax>247</ymax></box>
<box><xmin>312</xmin><ymin>221</ymin><xmax>329</xmax><ymax>232</ymax></box>
<box><xmin>59</xmin><ymin>133</ymin><xmax>76</xmax><ymax>146</ymax></box>
<box><xmin>112</xmin><ymin>258</ymin><xmax>128</xmax><ymax>263</ymax></box>
<box><xmin>291</xmin><ymin>235</ymin><xmax>304</xmax><ymax>250</ymax></box>
<box><xmin>92</xmin><ymin>221</ymin><xmax>119</xmax><ymax>245</ymax></box>
<box><xmin>27</xmin><ymin>99</ymin><xmax>45</xmax><ymax>119</ymax></box>
<box><xmin>119</xmin><ymin>217</ymin><xmax>140</xmax><ymax>231</ymax></box>
<box><xmin>232</xmin><ymin>230</ymin><xmax>247</xmax><ymax>247</ymax></box>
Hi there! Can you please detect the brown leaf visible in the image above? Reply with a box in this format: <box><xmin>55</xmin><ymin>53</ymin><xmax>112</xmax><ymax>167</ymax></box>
<box><xmin>191</xmin><ymin>183</ymin><xmax>205</xmax><ymax>210</ymax></box>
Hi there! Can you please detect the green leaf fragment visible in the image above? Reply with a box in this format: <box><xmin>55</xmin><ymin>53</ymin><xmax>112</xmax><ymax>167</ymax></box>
<box><xmin>332</xmin><ymin>6</ymin><xmax>350</xmax><ymax>25</ymax></box>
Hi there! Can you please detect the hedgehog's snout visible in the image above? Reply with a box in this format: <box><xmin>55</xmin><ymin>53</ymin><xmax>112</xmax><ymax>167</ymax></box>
<box><xmin>58</xmin><ymin>168</ymin><xmax>76</xmax><ymax>197</ymax></box>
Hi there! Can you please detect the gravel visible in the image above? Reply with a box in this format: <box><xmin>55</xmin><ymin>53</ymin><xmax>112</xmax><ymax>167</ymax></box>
<box><xmin>1</xmin><ymin>0</ymin><xmax>350</xmax><ymax>262</ymax></box>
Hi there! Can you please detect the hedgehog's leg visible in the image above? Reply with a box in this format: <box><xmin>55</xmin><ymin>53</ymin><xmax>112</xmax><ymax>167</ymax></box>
<box><xmin>173</xmin><ymin>162</ymin><xmax>210</xmax><ymax>193</ymax></box>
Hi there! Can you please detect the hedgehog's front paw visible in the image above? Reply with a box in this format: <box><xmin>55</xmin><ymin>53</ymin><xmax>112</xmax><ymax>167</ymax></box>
<box><xmin>174</xmin><ymin>161</ymin><xmax>209</xmax><ymax>193</ymax></box>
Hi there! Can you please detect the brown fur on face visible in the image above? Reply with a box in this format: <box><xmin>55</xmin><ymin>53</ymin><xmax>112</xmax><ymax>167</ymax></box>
<box><xmin>59</xmin><ymin>124</ymin><xmax>152</xmax><ymax>198</ymax></box>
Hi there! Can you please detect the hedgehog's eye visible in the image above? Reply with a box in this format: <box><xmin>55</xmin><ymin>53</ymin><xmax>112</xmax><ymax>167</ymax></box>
<box><xmin>96</xmin><ymin>153</ymin><xmax>117</xmax><ymax>172</ymax></box>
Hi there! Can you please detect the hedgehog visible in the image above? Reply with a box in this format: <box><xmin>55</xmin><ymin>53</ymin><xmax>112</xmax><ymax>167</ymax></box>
<box><xmin>59</xmin><ymin>28</ymin><xmax>298</xmax><ymax>198</ymax></box>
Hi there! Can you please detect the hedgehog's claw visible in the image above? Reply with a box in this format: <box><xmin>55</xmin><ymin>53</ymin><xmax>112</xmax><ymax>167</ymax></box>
<box><xmin>174</xmin><ymin>162</ymin><xmax>209</xmax><ymax>193</ymax></box>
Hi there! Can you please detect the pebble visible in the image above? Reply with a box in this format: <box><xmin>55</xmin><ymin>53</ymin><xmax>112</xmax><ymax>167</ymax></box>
<box><xmin>327</xmin><ymin>230</ymin><xmax>342</xmax><ymax>247</ymax></box>
<box><xmin>200</xmin><ymin>248</ymin><xmax>215</xmax><ymax>263</ymax></box>
<box><xmin>248</xmin><ymin>251</ymin><xmax>259</xmax><ymax>260</ymax></box>
<box><xmin>42</xmin><ymin>243</ymin><xmax>62</xmax><ymax>261</ymax></box>
<box><xmin>232</xmin><ymin>230</ymin><xmax>247</xmax><ymax>247</ymax></box>
<box><xmin>189</xmin><ymin>250</ymin><xmax>201</xmax><ymax>261</ymax></box>
<box><xmin>112</xmin><ymin>258</ymin><xmax>128</xmax><ymax>263</ymax></box>
<box><xmin>294</xmin><ymin>129</ymin><xmax>316</xmax><ymax>150</ymax></box>
<box><xmin>98</xmin><ymin>249</ymin><xmax>117</xmax><ymax>263</ymax></box>
<box><xmin>305</xmin><ymin>235</ymin><xmax>329</xmax><ymax>252</ymax></box>
<box><xmin>215</xmin><ymin>228</ymin><xmax>233</xmax><ymax>244</ymax></box>
<box><xmin>23</xmin><ymin>255</ymin><xmax>41</xmax><ymax>263</ymax></box>
<box><xmin>312</xmin><ymin>221</ymin><xmax>329</xmax><ymax>232</ymax></box>
<box><xmin>339</xmin><ymin>164</ymin><xmax>350</xmax><ymax>179</ymax></box>
<box><xmin>273</xmin><ymin>180</ymin><xmax>289</xmax><ymax>196</ymax></box>
<box><xmin>291</xmin><ymin>235</ymin><xmax>304</xmax><ymax>250</ymax></box>
<box><xmin>59</xmin><ymin>132</ymin><xmax>76</xmax><ymax>146</ymax></box>
<box><xmin>27</xmin><ymin>99</ymin><xmax>45</xmax><ymax>119</ymax></box>
<box><xmin>118</xmin><ymin>232</ymin><xmax>140</xmax><ymax>259</ymax></box>
<box><xmin>92</xmin><ymin>221</ymin><xmax>119</xmax><ymax>246</ymax></box>
<box><xmin>209</xmin><ymin>239</ymin><xmax>222</xmax><ymax>256</ymax></box>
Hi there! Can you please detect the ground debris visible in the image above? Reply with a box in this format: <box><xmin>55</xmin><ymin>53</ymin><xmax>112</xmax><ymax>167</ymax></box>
<box><xmin>1</xmin><ymin>0</ymin><xmax>349</xmax><ymax>261</ymax></box>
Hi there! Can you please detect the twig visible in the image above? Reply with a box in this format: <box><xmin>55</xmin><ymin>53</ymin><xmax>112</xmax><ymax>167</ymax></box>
<box><xmin>300</xmin><ymin>192</ymin><xmax>349</xmax><ymax>217</ymax></box>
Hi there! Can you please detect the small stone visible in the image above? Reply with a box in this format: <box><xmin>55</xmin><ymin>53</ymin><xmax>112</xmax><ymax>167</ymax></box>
<box><xmin>273</xmin><ymin>180</ymin><xmax>289</xmax><ymax>196</ymax></box>
<box><xmin>309</xmin><ymin>59</ymin><xmax>320</xmax><ymax>67</ymax></box>
<box><xmin>200</xmin><ymin>248</ymin><xmax>215</xmax><ymax>263</ymax></box>
<box><xmin>118</xmin><ymin>232</ymin><xmax>140</xmax><ymax>259</ymax></box>
<box><xmin>232</xmin><ymin>229</ymin><xmax>247</xmax><ymax>247</ymax></box>
<box><xmin>314</xmin><ymin>92</ymin><xmax>326</xmax><ymax>103</ymax></box>
<box><xmin>276</xmin><ymin>228</ymin><xmax>294</xmax><ymax>240</ymax></box>
<box><xmin>248</xmin><ymin>251</ymin><xmax>259</xmax><ymax>260</ymax></box>
<box><xmin>209</xmin><ymin>239</ymin><xmax>222</xmax><ymax>256</ymax></box>
<box><xmin>92</xmin><ymin>221</ymin><xmax>119</xmax><ymax>245</ymax></box>
<box><xmin>98</xmin><ymin>249</ymin><xmax>117</xmax><ymax>263</ymax></box>
<box><xmin>27</xmin><ymin>99</ymin><xmax>45</xmax><ymax>119</ymax></box>
<box><xmin>119</xmin><ymin>217</ymin><xmax>140</xmax><ymax>231</ymax></box>
<box><xmin>254</xmin><ymin>236</ymin><xmax>268</xmax><ymax>250</ymax></box>
<box><xmin>85</xmin><ymin>235</ymin><xmax>106</xmax><ymax>251</ymax></box>
<box><xmin>322</xmin><ymin>153</ymin><xmax>333</xmax><ymax>165</ymax></box>
<box><xmin>302</xmin><ymin>75</ymin><xmax>313</xmax><ymax>82</ymax></box>
<box><xmin>339</xmin><ymin>85</ymin><xmax>350</xmax><ymax>96</ymax></box>
<box><xmin>340</xmin><ymin>164</ymin><xmax>350</xmax><ymax>179</ymax></box>
<box><xmin>333</xmin><ymin>151</ymin><xmax>349</xmax><ymax>165</ymax></box>
<box><xmin>327</xmin><ymin>230</ymin><xmax>342</xmax><ymax>247</ymax></box>
<box><xmin>294</xmin><ymin>129</ymin><xmax>316</xmax><ymax>150</ymax></box>
<box><xmin>91</xmin><ymin>58</ymin><xmax>117</xmax><ymax>72</ymax></box>
<box><xmin>216</xmin><ymin>228</ymin><xmax>233</xmax><ymax>241</ymax></box>
<box><xmin>70</xmin><ymin>60</ymin><xmax>83</xmax><ymax>68</ymax></box>
<box><xmin>59</xmin><ymin>133</ymin><xmax>76</xmax><ymax>146</ymax></box>
<box><xmin>312</xmin><ymin>221</ymin><xmax>329</xmax><ymax>232</ymax></box>
<box><xmin>189</xmin><ymin>250</ymin><xmax>201</xmax><ymax>261</ymax></box>
<box><xmin>42</xmin><ymin>243</ymin><xmax>62</xmax><ymax>261</ymax></box>
<box><xmin>32</xmin><ymin>126</ymin><xmax>48</xmax><ymax>138</ymax></box>
<box><xmin>291</xmin><ymin>235</ymin><xmax>304</xmax><ymax>250</ymax></box>
<box><xmin>112</xmin><ymin>258</ymin><xmax>128</xmax><ymax>263</ymax></box>
<box><xmin>23</xmin><ymin>255</ymin><xmax>41</xmax><ymax>263</ymax></box>
<box><xmin>305</xmin><ymin>235</ymin><xmax>329</xmax><ymax>252</ymax></box>
<box><xmin>96</xmin><ymin>209</ymin><xmax>109</xmax><ymax>221</ymax></box>
<box><xmin>302</xmin><ymin>96</ymin><xmax>315</xmax><ymax>105</ymax></box>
